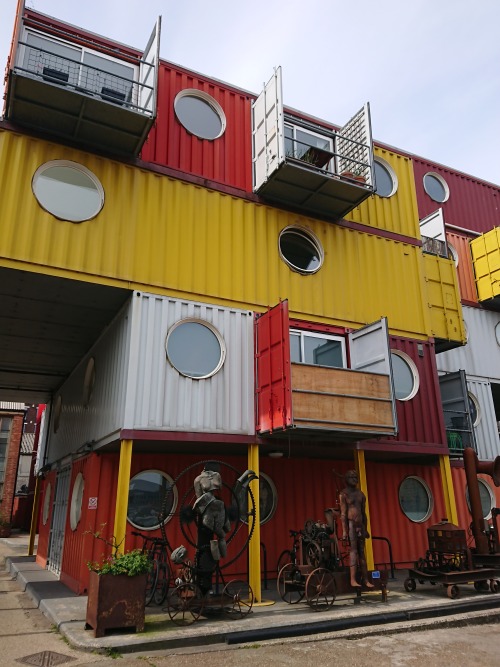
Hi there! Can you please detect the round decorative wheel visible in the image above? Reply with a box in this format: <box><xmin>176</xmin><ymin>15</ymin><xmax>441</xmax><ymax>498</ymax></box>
<box><xmin>305</xmin><ymin>540</ymin><xmax>322</xmax><ymax>568</ymax></box>
<box><xmin>160</xmin><ymin>460</ymin><xmax>257</xmax><ymax>571</ymax></box>
<box><xmin>221</xmin><ymin>579</ymin><xmax>254</xmax><ymax>618</ymax></box>
<box><xmin>277</xmin><ymin>563</ymin><xmax>305</xmax><ymax>604</ymax></box>
<box><xmin>167</xmin><ymin>582</ymin><xmax>205</xmax><ymax>626</ymax></box>
<box><xmin>403</xmin><ymin>577</ymin><xmax>416</xmax><ymax>592</ymax></box>
<box><xmin>474</xmin><ymin>580</ymin><xmax>489</xmax><ymax>593</ymax></box>
<box><xmin>276</xmin><ymin>549</ymin><xmax>293</xmax><ymax>575</ymax></box>
<box><xmin>447</xmin><ymin>584</ymin><xmax>460</xmax><ymax>599</ymax></box>
<box><xmin>305</xmin><ymin>568</ymin><xmax>336</xmax><ymax>611</ymax></box>
<box><xmin>489</xmin><ymin>579</ymin><xmax>499</xmax><ymax>593</ymax></box>
<box><xmin>304</xmin><ymin>519</ymin><xmax>317</xmax><ymax>539</ymax></box>
<box><xmin>145</xmin><ymin>557</ymin><xmax>159</xmax><ymax>606</ymax></box>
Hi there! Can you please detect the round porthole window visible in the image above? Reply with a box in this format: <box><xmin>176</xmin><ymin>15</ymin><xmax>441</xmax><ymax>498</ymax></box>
<box><xmin>127</xmin><ymin>470</ymin><xmax>177</xmax><ymax>531</ymax></box>
<box><xmin>53</xmin><ymin>395</ymin><xmax>62</xmax><ymax>433</ymax></box>
<box><xmin>42</xmin><ymin>482</ymin><xmax>52</xmax><ymax>526</ymax></box>
<box><xmin>468</xmin><ymin>392</ymin><xmax>480</xmax><ymax>427</ymax></box>
<box><xmin>166</xmin><ymin>319</ymin><xmax>226</xmax><ymax>379</ymax></box>
<box><xmin>279</xmin><ymin>226</ymin><xmax>324</xmax><ymax>275</ymax></box>
<box><xmin>32</xmin><ymin>160</ymin><xmax>104</xmax><ymax>222</ymax></box>
<box><xmin>70</xmin><ymin>472</ymin><xmax>84</xmax><ymax>531</ymax></box>
<box><xmin>495</xmin><ymin>322</ymin><xmax>500</xmax><ymax>347</ymax></box>
<box><xmin>423</xmin><ymin>172</ymin><xmax>449</xmax><ymax>203</ymax></box>
<box><xmin>374</xmin><ymin>158</ymin><xmax>397</xmax><ymax>197</ymax></box>
<box><xmin>466</xmin><ymin>479</ymin><xmax>495</xmax><ymax>520</ymax></box>
<box><xmin>447</xmin><ymin>243</ymin><xmax>459</xmax><ymax>266</ymax></box>
<box><xmin>174</xmin><ymin>89</ymin><xmax>226</xmax><ymax>140</ymax></box>
<box><xmin>391</xmin><ymin>350</ymin><xmax>419</xmax><ymax>401</ymax></box>
<box><xmin>399</xmin><ymin>476</ymin><xmax>433</xmax><ymax>522</ymax></box>
<box><xmin>82</xmin><ymin>357</ymin><xmax>96</xmax><ymax>407</ymax></box>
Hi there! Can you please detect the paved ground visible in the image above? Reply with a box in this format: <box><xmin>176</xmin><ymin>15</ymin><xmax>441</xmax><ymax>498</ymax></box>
<box><xmin>1</xmin><ymin>530</ymin><xmax>500</xmax><ymax>665</ymax></box>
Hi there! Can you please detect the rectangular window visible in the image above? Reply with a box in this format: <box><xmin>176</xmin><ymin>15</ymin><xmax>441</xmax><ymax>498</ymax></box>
<box><xmin>0</xmin><ymin>418</ymin><xmax>12</xmax><ymax>499</ymax></box>
<box><xmin>290</xmin><ymin>330</ymin><xmax>346</xmax><ymax>368</ymax></box>
<box><xmin>284</xmin><ymin>123</ymin><xmax>334</xmax><ymax>170</ymax></box>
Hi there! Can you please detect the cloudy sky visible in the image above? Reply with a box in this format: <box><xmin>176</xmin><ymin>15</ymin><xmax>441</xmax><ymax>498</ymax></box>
<box><xmin>1</xmin><ymin>0</ymin><xmax>499</xmax><ymax>184</ymax></box>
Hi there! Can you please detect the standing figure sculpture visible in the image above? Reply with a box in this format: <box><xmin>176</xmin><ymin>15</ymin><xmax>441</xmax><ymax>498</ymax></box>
<box><xmin>339</xmin><ymin>469</ymin><xmax>374</xmax><ymax>589</ymax></box>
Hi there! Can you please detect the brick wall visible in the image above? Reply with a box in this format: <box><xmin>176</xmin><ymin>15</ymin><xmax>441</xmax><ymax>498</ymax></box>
<box><xmin>0</xmin><ymin>413</ymin><xmax>24</xmax><ymax>523</ymax></box>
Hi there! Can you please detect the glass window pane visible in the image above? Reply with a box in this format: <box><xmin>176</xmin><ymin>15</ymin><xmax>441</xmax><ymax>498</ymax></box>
<box><xmin>304</xmin><ymin>336</ymin><xmax>343</xmax><ymax>367</ymax></box>
<box><xmin>25</xmin><ymin>33</ymin><xmax>81</xmax><ymax>86</ymax></box>
<box><xmin>167</xmin><ymin>321</ymin><xmax>224</xmax><ymax>378</ymax></box>
<box><xmin>290</xmin><ymin>332</ymin><xmax>301</xmax><ymax>363</ymax></box>
<box><xmin>399</xmin><ymin>477</ymin><xmax>432</xmax><ymax>522</ymax></box>
<box><xmin>33</xmin><ymin>162</ymin><xmax>104</xmax><ymax>222</ymax></box>
<box><xmin>374</xmin><ymin>161</ymin><xmax>394</xmax><ymax>197</ymax></box>
<box><xmin>128</xmin><ymin>470</ymin><xmax>175</xmax><ymax>530</ymax></box>
<box><xmin>478</xmin><ymin>480</ymin><xmax>493</xmax><ymax>518</ymax></box>
<box><xmin>424</xmin><ymin>174</ymin><xmax>448</xmax><ymax>202</ymax></box>
<box><xmin>279</xmin><ymin>228</ymin><xmax>322</xmax><ymax>273</ymax></box>
<box><xmin>175</xmin><ymin>93</ymin><xmax>224</xmax><ymax>140</ymax></box>
<box><xmin>83</xmin><ymin>52</ymin><xmax>134</xmax><ymax>100</ymax></box>
<box><xmin>391</xmin><ymin>352</ymin><xmax>415</xmax><ymax>400</ymax></box>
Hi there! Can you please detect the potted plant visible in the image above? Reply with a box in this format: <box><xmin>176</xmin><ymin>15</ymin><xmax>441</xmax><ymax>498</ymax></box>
<box><xmin>0</xmin><ymin>510</ymin><xmax>12</xmax><ymax>538</ymax></box>
<box><xmin>85</xmin><ymin>527</ymin><xmax>151</xmax><ymax>638</ymax></box>
<box><xmin>340</xmin><ymin>165</ymin><xmax>367</xmax><ymax>183</ymax></box>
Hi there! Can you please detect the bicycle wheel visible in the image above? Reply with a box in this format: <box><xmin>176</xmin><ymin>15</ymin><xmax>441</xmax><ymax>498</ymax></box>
<box><xmin>154</xmin><ymin>551</ymin><xmax>171</xmax><ymax>605</ymax></box>
<box><xmin>145</xmin><ymin>556</ymin><xmax>159</xmax><ymax>606</ymax></box>
<box><xmin>276</xmin><ymin>549</ymin><xmax>293</xmax><ymax>575</ymax></box>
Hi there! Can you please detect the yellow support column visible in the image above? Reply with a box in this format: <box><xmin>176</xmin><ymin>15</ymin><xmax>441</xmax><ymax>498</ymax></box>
<box><xmin>113</xmin><ymin>439</ymin><xmax>133</xmax><ymax>554</ymax></box>
<box><xmin>439</xmin><ymin>454</ymin><xmax>458</xmax><ymax>525</ymax></box>
<box><xmin>248</xmin><ymin>443</ymin><xmax>262</xmax><ymax>603</ymax></box>
<box><xmin>353</xmin><ymin>449</ymin><xmax>374</xmax><ymax>570</ymax></box>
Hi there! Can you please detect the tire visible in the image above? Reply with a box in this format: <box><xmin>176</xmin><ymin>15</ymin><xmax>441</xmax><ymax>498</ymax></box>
<box><xmin>153</xmin><ymin>552</ymin><xmax>170</xmax><ymax>605</ymax></box>
<box><xmin>276</xmin><ymin>549</ymin><xmax>293</xmax><ymax>575</ymax></box>
<box><xmin>145</xmin><ymin>557</ymin><xmax>159</xmax><ymax>606</ymax></box>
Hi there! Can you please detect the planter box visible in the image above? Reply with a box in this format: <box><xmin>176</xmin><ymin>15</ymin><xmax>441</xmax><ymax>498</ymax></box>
<box><xmin>85</xmin><ymin>571</ymin><xmax>147</xmax><ymax>638</ymax></box>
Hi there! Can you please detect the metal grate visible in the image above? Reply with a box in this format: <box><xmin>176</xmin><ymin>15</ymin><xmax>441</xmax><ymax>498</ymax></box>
<box><xmin>16</xmin><ymin>652</ymin><xmax>76</xmax><ymax>666</ymax></box>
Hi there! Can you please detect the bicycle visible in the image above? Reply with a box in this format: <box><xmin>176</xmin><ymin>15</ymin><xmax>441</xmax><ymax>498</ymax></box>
<box><xmin>132</xmin><ymin>530</ymin><xmax>171</xmax><ymax>606</ymax></box>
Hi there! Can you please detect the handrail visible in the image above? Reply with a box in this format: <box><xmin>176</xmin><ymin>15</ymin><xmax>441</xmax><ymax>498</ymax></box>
<box><xmin>372</xmin><ymin>535</ymin><xmax>395</xmax><ymax>579</ymax></box>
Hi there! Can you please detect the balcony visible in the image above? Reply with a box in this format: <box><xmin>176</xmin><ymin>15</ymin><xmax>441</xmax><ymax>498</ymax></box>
<box><xmin>255</xmin><ymin>302</ymin><xmax>397</xmax><ymax>442</ymax></box>
<box><xmin>252</xmin><ymin>68</ymin><xmax>375</xmax><ymax>220</ymax></box>
<box><xmin>4</xmin><ymin>16</ymin><xmax>160</xmax><ymax>156</ymax></box>
<box><xmin>470</xmin><ymin>227</ymin><xmax>500</xmax><ymax>310</ymax></box>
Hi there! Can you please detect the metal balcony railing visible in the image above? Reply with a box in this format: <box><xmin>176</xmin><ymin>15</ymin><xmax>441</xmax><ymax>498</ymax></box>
<box><xmin>16</xmin><ymin>40</ymin><xmax>154</xmax><ymax>116</ymax></box>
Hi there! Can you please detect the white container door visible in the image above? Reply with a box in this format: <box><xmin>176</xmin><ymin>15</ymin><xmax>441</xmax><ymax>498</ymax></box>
<box><xmin>47</xmin><ymin>466</ymin><xmax>71</xmax><ymax>577</ymax></box>
<box><xmin>252</xmin><ymin>67</ymin><xmax>284</xmax><ymax>190</ymax></box>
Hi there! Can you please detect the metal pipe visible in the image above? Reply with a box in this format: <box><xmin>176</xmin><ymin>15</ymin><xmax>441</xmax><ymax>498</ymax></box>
<box><xmin>372</xmin><ymin>535</ymin><xmax>395</xmax><ymax>579</ymax></box>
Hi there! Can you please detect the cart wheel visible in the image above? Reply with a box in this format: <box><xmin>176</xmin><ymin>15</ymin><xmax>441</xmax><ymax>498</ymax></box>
<box><xmin>277</xmin><ymin>563</ymin><xmax>305</xmax><ymax>604</ymax></box>
<box><xmin>447</xmin><ymin>584</ymin><xmax>460</xmax><ymax>599</ymax></box>
<box><xmin>305</xmin><ymin>568</ymin><xmax>336</xmax><ymax>611</ymax></box>
<box><xmin>221</xmin><ymin>579</ymin><xmax>254</xmax><ymax>619</ymax></box>
<box><xmin>404</xmin><ymin>577</ymin><xmax>416</xmax><ymax>592</ymax></box>
<box><xmin>490</xmin><ymin>579</ymin><xmax>500</xmax><ymax>594</ymax></box>
<box><xmin>305</xmin><ymin>540</ymin><xmax>322</xmax><ymax>568</ymax></box>
<box><xmin>474</xmin><ymin>580</ymin><xmax>489</xmax><ymax>592</ymax></box>
<box><xmin>166</xmin><ymin>582</ymin><xmax>205</xmax><ymax>626</ymax></box>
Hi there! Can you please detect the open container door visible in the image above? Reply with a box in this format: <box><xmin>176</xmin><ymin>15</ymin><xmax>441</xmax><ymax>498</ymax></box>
<box><xmin>252</xmin><ymin>67</ymin><xmax>284</xmax><ymax>191</ymax></box>
<box><xmin>420</xmin><ymin>208</ymin><xmax>448</xmax><ymax>256</ymax></box>
<box><xmin>255</xmin><ymin>300</ymin><xmax>292</xmax><ymax>434</ymax></box>
<box><xmin>138</xmin><ymin>16</ymin><xmax>161</xmax><ymax>117</ymax></box>
<box><xmin>439</xmin><ymin>370</ymin><xmax>476</xmax><ymax>452</ymax></box>
<box><xmin>348</xmin><ymin>317</ymin><xmax>398</xmax><ymax>436</ymax></box>
<box><xmin>336</xmin><ymin>103</ymin><xmax>374</xmax><ymax>186</ymax></box>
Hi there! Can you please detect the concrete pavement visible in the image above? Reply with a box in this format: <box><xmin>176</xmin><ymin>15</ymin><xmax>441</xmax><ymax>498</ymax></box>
<box><xmin>2</xmin><ymin>531</ymin><xmax>500</xmax><ymax>657</ymax></box>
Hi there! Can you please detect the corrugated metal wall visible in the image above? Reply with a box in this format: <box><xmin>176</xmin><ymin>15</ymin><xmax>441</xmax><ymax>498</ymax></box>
<box><xmin>141</xmin><ymin>63</ymin><xmax>253</xmax><ymax>191</ymax></box>
<box><xmin>46</xmin><ymin>300</ymin><xmax>132</xmax><ymax>462</ymax></box>
<box><xmin>470</xmin><ymin>228</ymin><xmax>500</xmax><ymax>303</ymax></box>
<box><xmin>346</xmin><ymin>146</ymin><xmax>421</xmax><ymax>239</ymax></box>
<box><xmin>0</xmin><ymin>130</ymin><xmax>434</xmax><ymax>340</ymax></box>
<box><xmin>35</xmin><ymin>470</ymin><xmax>56</xmax><ymax>569</ymax></box>
<box><xmin>412</xmin><ymin>157</ymin><xmax>500</xmax><ymax>235</ymax></box>
<box><xmin>452</xmin><ymin>465</ymin><xmax>500</xmax><ymax>537</ymax></box>
<box><xmin>446</xmin><ymin>231</ymin><xmax>478</xmax><ymax>303</ymax></box>
<box><xmin>130</xmin><ymin>293</ymin><xmax>254</xmax><ymax>433</ymax></box>
<box><xmin>367</xmin><ymin>461</ymin><xmax>447</xmax><ymax>567</ymax></box>
<box><xmin>466</xmin><ymin>378</ymin><xmax>500</xmax><ymax>460</ymax></box>
<box><xmin>437</xmin><ymin>305</ymin><xmax>500</xmax><ymax>380</ymax></box>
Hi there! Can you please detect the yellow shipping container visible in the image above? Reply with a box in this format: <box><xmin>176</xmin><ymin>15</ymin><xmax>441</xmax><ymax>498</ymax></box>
<box><xmin>470</xmin><ymin>228</ymin><xmax>500</xmax><ymax>304</ymax></box>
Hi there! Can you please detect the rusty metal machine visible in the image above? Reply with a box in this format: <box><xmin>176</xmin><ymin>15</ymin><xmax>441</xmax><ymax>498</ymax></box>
<box><xmin>404</xmin><ymin>448</ymin><xmax>500</xmax><ymax>599</ymax></box>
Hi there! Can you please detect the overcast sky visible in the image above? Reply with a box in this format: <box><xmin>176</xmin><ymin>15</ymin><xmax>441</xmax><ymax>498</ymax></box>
<box><xmin>2</xmin><ymin>0</ymin><xmax>499</xmax><ymax>185</ymax></box>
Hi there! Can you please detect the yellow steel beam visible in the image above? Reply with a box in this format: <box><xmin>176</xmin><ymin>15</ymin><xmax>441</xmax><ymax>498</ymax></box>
<box><xmin>439</xmin><ymin>454</ymin><xmax>458</xmax><ymax>525</ymax></box>
<box><xmin>353</xmin><ymin>449</ymin><xmax>374</xmax><ymax>570</ymax></box>
<box><xmin>248</xmin><ymin>443</ymin><xmax>261</xmax><ymax>603</ymax></box>
<box><xmin>113</xmin><ymin>439</ymin><xmax>133</xmax><ymax>554</ymax></box>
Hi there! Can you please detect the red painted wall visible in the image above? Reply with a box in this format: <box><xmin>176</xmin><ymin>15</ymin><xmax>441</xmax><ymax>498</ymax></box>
<box><xmin>446</xmin><ymin>231</ymin><xmax>478</xmax><ymax>304</ymax></box>
<box><xmin>412</xmin><ymin>157</ymin><xmax>500</xmax><ymax>235</ymax></box>
<box><xmin>35</xmin><ymin>470</ymin><xmax>56</xmax><ymax>569</ymax></box>
<box><xmin>141</xmin><ymin>63</ymin><xmax>253</xmax><ymax>192</ymax></box>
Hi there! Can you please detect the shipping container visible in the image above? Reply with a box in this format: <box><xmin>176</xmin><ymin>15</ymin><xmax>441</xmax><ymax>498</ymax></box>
<box><xmin>45</xmin><ymin>293</ymin><xmax>255</xmax><ymax>463</ymax></box>
<box><xmin>446</xmin><ymin>230</ymin><xmax>478</xmax><ymax>304</ymax></box>
<box><xmin>412</xmin><ymin>157</ymin><xmax>500</xmax><ymax>235</ymax></box>
<box><xmin>470</xmin><ymin>228</ymin><xmax>500</xmax><ymax>306</ymax></box>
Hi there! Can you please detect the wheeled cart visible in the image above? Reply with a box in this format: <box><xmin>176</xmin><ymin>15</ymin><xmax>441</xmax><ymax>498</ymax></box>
<box><xmin>404</xmin><ymin>567</ymin><xmax>500</xmax><ymax>599</ymax></box>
